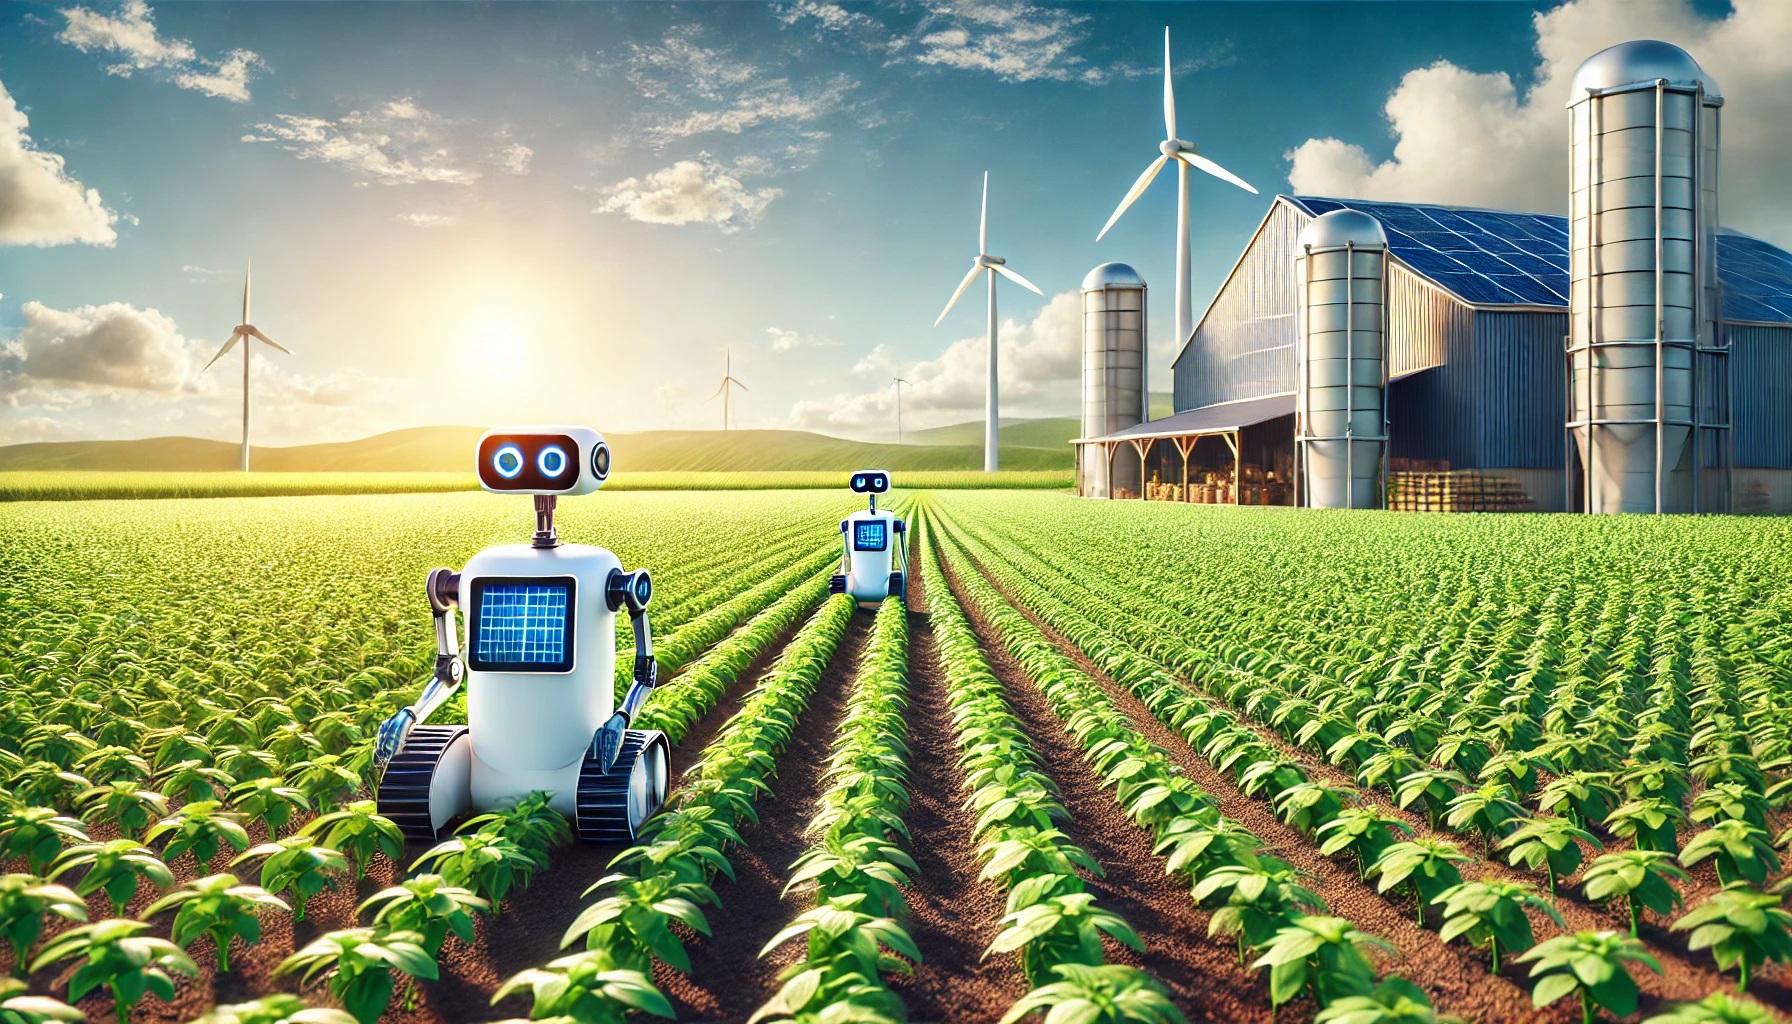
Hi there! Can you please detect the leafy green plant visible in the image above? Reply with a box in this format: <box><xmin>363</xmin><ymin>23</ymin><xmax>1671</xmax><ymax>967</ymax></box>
<box><xmin>0</xmin><ymin>809</ymin><xmax>88</xmax><ymax>877</ymax></box>
<box><xmin>756</xmin><ymin>894</ymin><xmax>920</xmax><ymax>1024</ymax></box>
<box><xmin>274</xmin><ymin>928</ymin><xmax>438</xmax><ymax>1024</ymax></box>
<box><xmin>1499</xmin><ymin>817</ymin><xmax>1601</xmax><ymax>899</ymax></box>
<box><xmin>29</xmin><ymin>919</ymin><xmax>197</xmax><ymax>1024</ymax></box>
<box><xmin>1515</xmin><ymin>930</ymin><xmax>1662</xmax><ymax>1024</ymax></box>
<box><xmin>1536</xmin><ymin>771</ymin><xmax>1620</xmax><ymax>829</ymax></box>
<box><xmin>155</xmin><ymin>760</ymin><xmax>236</xmax><ymax>805</ymax></box>
<box><xmin>1249</xmin><ymin>915</ymin><xmax>1392</xmax><ymax>1013</ymax></box>
<box><xmin>457</xmin><ymin>791</ymin><xmax>572</xmax><ymax>860</ymax></box>
<box><xmin>3</xmin><ymin>768</ymin><xmax>90</xmax><ymax>817</ymax></box>
<box><xmin>231</xmin><ymin>836</ymin><xmax>347</xmax><ymax>921</ymax></box>
<box><xmin>1194</xmin><ymin>856</ymin><xmax>1324</xmax><ymax>963</ymax></box>
<box><xmin>1618</xmin><ymin>761</ymin><xmax>1690</xmax><ymax>806</ymax></box>
<box><xmin>1444</xmin><ymin>784</ymin><xmax>1527</xmax><ymax>854</ymax></box>
<box><xmin>74</xmin><ymin>782</ymin><xmax>168</xmax><ymax>841</ymax></box>
<box><xmin>1314</xmin><ymin>976</ymin><xmax>1465</xmax><ymax>1024</ymax></box>
<box><xmin>47</xmin><ymin>839</ymin><xmax>174</xmax><ymax>915</ymax></box>
<box><xmin>1581</xmin><ymin>851</ymin><xmax>1688</xmax><ymax>936</ymax></box>
<box><xmin>357</xmin><ymin>874</ymin><xmax>488</xmax><ymax>956</ymax></box>
<box><xmin>1638</xmin><ymin>992</ymin><xmax>1781</xmax><ymax>1024</ymax></box>
<box><xmin>410</xmin><ymin>832</ymin><xmax>539</xmax><ymax>906</ymax></box>
<box><xmin>783</xmin><ymin>833</ymin><xmax>914</xmax><ymax>919</ymax></box>
<box><xmin>1680</xmin><ymin>821</ymin><xmax>1780</xmax><ymax>887</ymax></box>
<box><xmin>0</xmin><ymin>875</ymin><xmax>86</xmax><ymax>977</ymax></box>
<box><xmin>227</xmin><ymin>778</ymin><xmax>309</xmax><ymax>839</ymax></box>
<box><xmin>986</xmin><ymin>891</ymin><xmax>1142</xmax><ymax>985</ymax></box>
<box><xmin>0</xmin><ymin>977</ymin><xmax>82</xmax><ymax>1024</ymax></box>
<box><xmin>1272</xmin><ymin>781</ymin><xmax>1356</xmax><ymax>836</ymax></box>
<box><xmin>1604</xmin><ymin>797</ymin><xmax>1686</xmax><ymax>854</ymax></box>
<box><xmin>141</xmin><ymin>873</ymin><xmax>288</xmax><ymax>971</ymax></box>
<box><xmin>285</xmin><ymin>755</ymin><xmax>361</xmax><ymax>816</ymax></box>
<box><xmin>1433</xmin><ymin>879</ymin><xmax>1561</xmax><ymax>972</ymax></box>
<box><xmin>1316</xmin><ymin>806</ymin><xmax>1413</xmax><ymax>878</ymax></box>
<box><xmin>300</xmin><ymin>800</ymin><xmax>403</xmax><ymax>880</ymax></box>
<box><xmin>1669</xmin><ymin>886</ymin><xmax>1792</xmax><ymax>992</ymax></box>
<box><xmin>182</xmin><ymin>993</ymin><xmax>357</xmax><ymax>1024</ymax></box>
<box><xmin>73</xmin><ymin>746</ymin><xmax>150</xmax><ymax>786</ymax></box>
<box><xmin>995</xmin><ymin>963</ymin><xmax>1187</xmax><ymax>1024</ymax></box>
<box><xmin>1393</xmin><ymin>770</ymin><xmax>1468</xmax><ymax>828</ymax></box>
<box><xmin>491</xmin><ymin>948</ymin><xmax>671</xmax><ymax>1024</ymax></box>
<box><xmin>144</xmin><ymin>801</ymin><xmax>249</xmax><ymax>872</ymax></box>
<box><xmin>1690</xmin><ymin>783</ymin><xmax>1769</xmax><ymax>830</ymax></box>
<box><xmin>1368</xmin><ymin>840</ymin><xmax>1470</xmax><ymax>924</ymax></box>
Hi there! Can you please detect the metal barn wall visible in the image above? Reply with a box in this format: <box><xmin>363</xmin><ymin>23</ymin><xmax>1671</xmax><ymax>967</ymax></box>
<box><xmin>1472</xmin><ymin>310</ymin><xmax>1569</xmax><ymax>468</ymax></box>
<box><xmin>1174</xmin><ymin>202</ymin><xmax>1302</xmax><ymax>411</ymax></box>
<box><xmin>1385</xmin><ymin>281</ymin><xmax>1477</xmax><ymax>468</ymax></box>
<box><xmin>1729</xmin><ymin>323</ymin><xmax>1792</xmax><ymax>468</ymax></box>
<box><xmin>1386</xmin><ymin>262</ymin><xmax>1448</xmax><ymax>376</ymax></box>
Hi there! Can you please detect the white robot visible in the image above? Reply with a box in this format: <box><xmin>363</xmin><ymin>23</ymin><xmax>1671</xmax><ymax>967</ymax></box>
<box><xmin>373</xmin><ymin>426</ymin><xmax>669</xmax><ymax>843</ymax></box>
<box><xmin>829</xmin><ymin>469</ymin><xmax>907</xmax><ymax>606</ymax></box>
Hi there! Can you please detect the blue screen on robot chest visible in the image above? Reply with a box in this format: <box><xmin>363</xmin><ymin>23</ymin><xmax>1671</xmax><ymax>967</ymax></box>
<box><xmin>473</xmin><ymin>583</ymin><xmax>572</xmax><ymax>669</ymax></box>
<box><xmin>853</xmin><ymin>521</ymin><xmax>887</xmax><ymax>551</ymax></box>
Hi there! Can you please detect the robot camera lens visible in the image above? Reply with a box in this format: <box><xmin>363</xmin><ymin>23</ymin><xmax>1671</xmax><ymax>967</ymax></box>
<box><xmin>493</xmin><ymin>444</ymin><xmax>525</xmax><ymax>479</ymax></box>
<box><xmin>537</xmin><ymin>445</ymin><xmax>569</xmax><ymax>478</ymax></box>
<box><xmin>591</xmin><ymin>442</ymin><xmax>611</xmax><ymax>481</ymax></box>
<box><xmin>635</xmin><ymin>573</ymin><xmax>652</xmax><ymax>604</ymax></box>
<box><xmin>852</xmin><ymin>475</ymin><xmax>865</xmax><ymax>490</ymax></box>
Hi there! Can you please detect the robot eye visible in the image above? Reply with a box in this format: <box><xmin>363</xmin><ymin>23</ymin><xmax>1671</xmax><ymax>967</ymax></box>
<box><xmin>853</xmin><ymin>475</ymin><xmax>866</xmax><ymax>490</ymax></box>
<box><xmin>538</xmin><ymin>444</ymin><xmax>569</xmax><ymax>479</ymax></box>
<box><xmin>493</xmin><ymin>444</ymin><xmax>525</xmax><ymax>480</ymax></box>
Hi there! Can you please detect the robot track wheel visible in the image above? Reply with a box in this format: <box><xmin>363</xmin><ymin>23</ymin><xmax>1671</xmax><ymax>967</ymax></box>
<box><xmin>576</xmin><ymin>728</ymin><xmax>670</xmax><ymax>844</ymax></box>
<box><xmin>376</xmin><ymin>725</ymin><xmax>471</xmax><ymax>843</ymax></box>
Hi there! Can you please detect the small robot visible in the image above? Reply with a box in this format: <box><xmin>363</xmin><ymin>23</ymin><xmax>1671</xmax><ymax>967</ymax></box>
<box><xmin>373</xmin><ymin>426</ymin><xmax>669</xmax><ymax>843</ymax></box>
<box><xmin>829</xmin><ymin>469</ymin><xmax>907</xmax><ymax>606</ymax></box>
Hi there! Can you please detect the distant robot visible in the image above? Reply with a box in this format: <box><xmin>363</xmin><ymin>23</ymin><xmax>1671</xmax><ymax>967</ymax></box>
<box><xmin>830</xmin><ymin>469</ymin><xmax>907</xmax><ymax>606</ymax></box>
<box><xmin>373</xmin><ymin>426</ymin><xmax>669</xmax><ymax>843</ymax></box>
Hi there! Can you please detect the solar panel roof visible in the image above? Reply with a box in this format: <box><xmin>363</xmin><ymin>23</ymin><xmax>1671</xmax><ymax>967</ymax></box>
<box><xmin>1291</xmin><ymin>196</ymin><xmax>1792</xmax><ymax>324</ymax></box>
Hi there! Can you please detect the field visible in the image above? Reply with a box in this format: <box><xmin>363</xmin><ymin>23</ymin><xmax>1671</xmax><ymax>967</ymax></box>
<box><xmin>2</xmin><ymin>490</ymin><xmax>1790</xmax><ymax>1024</ymax></box>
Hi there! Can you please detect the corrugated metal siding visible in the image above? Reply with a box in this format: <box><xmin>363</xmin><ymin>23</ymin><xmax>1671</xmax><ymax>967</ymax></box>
<box><xmin>1385</xmin><ymin>284</ymin><xmax>1477</xmax><ymax>468</ymax></box>
<box><xmin>1474</xmin><ymin>310</ymin><xmax>1568</xmax><ymax>468</ymax></box>
<box><xmin>1174</xmin><ymin>201</ymin><xmax>1302</xmax><ymax>410</ymax></box>
<box><xmin>1729</xmin><ymin>323</ymin><xmax>1792</xmax><ymax>469</ymax></box>
<box><xmin>1386</xmin><ymin>262</ymin><xmax>1447</xmax><ymax>376</ymax></box>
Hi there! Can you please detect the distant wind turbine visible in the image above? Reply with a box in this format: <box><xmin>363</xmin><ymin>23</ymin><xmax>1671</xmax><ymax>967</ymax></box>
<box><xmin>201</xmin><ymin>260</ymin><xmax>290</xmax><ymax>472</ymax></box>
<box><xmin>933</xmin><ymin>171</ymin><xmax>1042</xmax><ymax>472</ymax></box>
<box><xmin>1097</xmin><ymin>27</ymin><xmax>1258</xmax><ymax>347</ymax></box>
<box><xmin>892</xmin><ymin>375</ymin><xmax>911</xmax><ymax>444</ymax></box>
<box><xmin>708</xmin><ymin>348</ymin><xmax>748</xmax><ymax>430</ymax></box>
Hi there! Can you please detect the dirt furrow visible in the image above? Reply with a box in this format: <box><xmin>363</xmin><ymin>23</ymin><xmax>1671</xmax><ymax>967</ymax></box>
<box><xmin>895</xmin><ymin>568</ymin><xmax>1024</xmax><ymax>1024</ymax></box>
<box><xmin>657</xmin><ymin>615</ymin><xmax>872</xmax><ymax>1024</ymax></box>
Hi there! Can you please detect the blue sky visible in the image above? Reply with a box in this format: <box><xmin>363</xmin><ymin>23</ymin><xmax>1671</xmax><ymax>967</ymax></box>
<box><xmin>0</xmin><ymin>0</ymin><xmax>1779</xmax><ymax>446</ymax></box>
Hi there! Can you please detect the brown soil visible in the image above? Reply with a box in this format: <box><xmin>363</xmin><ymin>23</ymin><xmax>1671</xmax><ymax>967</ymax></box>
<box><xmin>894</xmin><ymin>569</ymin><xmax>1025</xmax><ymax>1024</ymax></box>
<box><xmin>943</xmin><ymin>533</ymin><xmax>1792</xmax><ymax>1019</ymax></box>
<box><xmin>934</xmin><ymin>550</ymin><xmax>1274</xmax><ymax>1024</ymax></box>
<box><xmin>656</xmin><ymin>615</ymin><xmax>872</xmax><ymax>1024</ymax></box>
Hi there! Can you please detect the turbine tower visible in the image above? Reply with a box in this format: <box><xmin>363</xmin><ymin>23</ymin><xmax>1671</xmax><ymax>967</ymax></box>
<box><xmin>892</xmin><ymin>375</ymin><xmax>911</xmax><ymax>444</ymax></box>
<box><xmin>1097</xmin><ymin>27</ymin><xmax>1258</xmax><ymax>348</ymax></box>
<box><xmin>708</xmin><ymin>348</ymin><xmax>748</xmax><ymax>430</ymax></box>
<box><xmin>933</xmin><ymin>172</ymin><xmax>1042</xmax><ymax>472</ymax></box>
<box><xmin>201</xmin><ymin>260</ymin><xmax>290</xmax><ymax>472</ymax></box>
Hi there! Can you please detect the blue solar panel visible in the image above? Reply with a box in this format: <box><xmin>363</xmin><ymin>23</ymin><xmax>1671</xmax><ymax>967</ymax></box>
<box><xmin>476</xmin><ymin>583</ymin><xmax>570</xmax><ymax>666</ymax></box>
<box><xmin>1293</xmin><ymin>196</ymin><xmax>1792</xmax><ymax>322</ymax></box>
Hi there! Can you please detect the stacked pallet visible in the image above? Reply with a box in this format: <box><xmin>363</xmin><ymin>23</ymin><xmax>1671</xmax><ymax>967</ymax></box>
<box><xmin>1388</xmin><ymin>471</ymin><xmax>1534</xmax><ymax>512</ymax></box>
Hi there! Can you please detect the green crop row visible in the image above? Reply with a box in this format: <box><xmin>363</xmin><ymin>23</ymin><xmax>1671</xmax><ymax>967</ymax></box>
<box><xmin>500</xmin><ymin>594</ymin><xmax>857</xmax><ymax>1023</ymax></box>
<box><xmin>752</xmin><ymin>595</ymin><xmax>917</xmax><ymax>1024</ymax></box>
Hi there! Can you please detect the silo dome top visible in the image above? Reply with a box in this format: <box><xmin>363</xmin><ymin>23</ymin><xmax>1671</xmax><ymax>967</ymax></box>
<box><xmin>1568</xmin><ymin>40</ymin><xmax>1721</xmax><ymax>104</ymax></box>
<box><xmin>1298</xmin><ymin>209</ymin><xmax>1387</xmax><ymax>250</ymax></box>
<box><xmin>1082</xmin><ymin>262</ymin><xmax>1146</xmax><ymax>291</ymax></box>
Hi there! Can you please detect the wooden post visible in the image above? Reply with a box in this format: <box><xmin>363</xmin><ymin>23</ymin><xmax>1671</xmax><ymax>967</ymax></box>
<box><xmin>1104</xmin><ymin>442</ymin><xmax>1117</xmax><ymax>499</ymax></box>
<box><xmin>1222</xmin><ymin>431</ymin><xmax>1241</xmax><ymax>505</ymax></box>
<box><xmin>1177</xmin><ymin>436</ymin><xmax>1196</xmax><ymax>502</ymax></box>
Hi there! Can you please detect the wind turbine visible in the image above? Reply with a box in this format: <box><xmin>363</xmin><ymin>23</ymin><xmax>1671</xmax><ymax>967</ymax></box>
<box><xmin>933</xmin><ymin>171</ymin><xmax>1042</xmax><ymax>472</ymax></box>
<box><xmin>1097</xmin><ymin>27</ymin><xmax>1258</xmax><ymax>348</ymax></box>
<box><xmin>201</xmin><ymin>260</ymin><xmax>290</xmax><ymax>472</ymax></box>
<box><xmin>892</xmin><ymin>375</ymin><xmax>911</xmax><ymax>444</ymax></box>
<box><xmin>708</xmin><ymin>348</ymin><xmax>748</xmax><ymax>430</ymax></box>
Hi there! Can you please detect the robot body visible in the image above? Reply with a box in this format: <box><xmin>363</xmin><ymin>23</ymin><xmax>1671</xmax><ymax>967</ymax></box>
<box><xmin>375</xmin><ymin>427</ymin><xmax>669</xmax><ymax>844</ymax></box>
<box><xmin>830</xmin><ymin>470</ymin><xmax>907</xmax><ymax>607</ymax></box>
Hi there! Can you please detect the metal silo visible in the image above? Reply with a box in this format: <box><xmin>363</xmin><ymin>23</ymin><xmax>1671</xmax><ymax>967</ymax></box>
<box><xmin>1297</xmin><ymin>210</ymin><xmax>1388</xmax><ymax>509</ymax></box>
<box><xmin>1081</xmin><ymin>263</ymin><xmax>1147</xmax><ymax>498</ymax></box>
<box><xmin>1567</xmin><ymin>40</ymin><xmax>1723</xmax><ymax>514</ymax></box>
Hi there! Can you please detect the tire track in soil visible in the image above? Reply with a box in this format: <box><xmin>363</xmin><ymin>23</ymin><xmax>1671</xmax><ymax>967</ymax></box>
<box><xmin>655</xmin><ymin>615</ymin><xmax>872</xmax><ymax>1024</ymax></box>
<box><xmin>895</xmin><ymin>568</ymin><xmax>1024</xmax><ymax>1024</ymax></box>
<box><xmin>946</xmin><ymin>530</ymin><xmax>1792</xmax><ymax>1019</ymax></box>
<box><xmin>933</xmin><ymin>548</ymin><xmax>1271</xmax><ymax>1024</ymax></box>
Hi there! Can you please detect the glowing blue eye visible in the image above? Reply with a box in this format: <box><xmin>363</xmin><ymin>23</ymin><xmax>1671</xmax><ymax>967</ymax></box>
<box><xmin>494</xmin><ymin>445</ymin><xmax>524</xmax><ymax>479</ymax></box>
<box><xmin>538</xmin><ymin>445</ymin><xmax>568</xmax><ymax>478</ymax></box>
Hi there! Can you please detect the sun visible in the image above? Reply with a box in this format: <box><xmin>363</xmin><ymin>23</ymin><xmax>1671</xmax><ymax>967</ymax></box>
<box><xmin>466</xmin><ymin>313</ymin><xmax>529</xmax><ymax>382</ymax></box>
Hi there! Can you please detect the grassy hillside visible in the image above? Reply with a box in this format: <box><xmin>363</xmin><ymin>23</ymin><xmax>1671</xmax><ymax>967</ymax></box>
<box><xmin>0</xmin><ymin>425</ymin><xmax>1072</xmax><ymax>473</ymax></box>
<box><xmin>907</xmin><ymin>393</ymin><xmax>1174</xmax><ymax>447</ymax></box>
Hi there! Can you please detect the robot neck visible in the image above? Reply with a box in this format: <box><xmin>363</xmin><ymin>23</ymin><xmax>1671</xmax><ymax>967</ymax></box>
<box><xmin>532</xmin><ymin>495</ymin><xmax>560</xmax><ymax>548</ymax></box>
<box><xmin>868</xmin><ymin>494</ymin><xmax>877</xmax><ymax>514</ymax></box>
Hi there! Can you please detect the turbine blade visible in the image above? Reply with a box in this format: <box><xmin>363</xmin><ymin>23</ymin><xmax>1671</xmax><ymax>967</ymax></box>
<box><xmin>243</xmin><ymin>260</ymin><xmax>251</xmax><ymax>325</ymax></box>
<box><xmin>979</xmin><ymin>171</ymin><xmax>989</xmax><ymax>255</ymax></box>
<box><xmin>1163</xmin><ymin>27</ymin><xmax>1176</xmax><ymax>140</ymax></box>
<box><xmin>992</xmin><ymin>263</ymin><xmax>1044</xmax><ymax>296</ymax></box>
<box><xmin>201</xmin><ymin>335</ymin><xmax>242</xmax><ymax>373</ymax></box>
<box><xmin>707</xmin><ymin>380</ymin><xmax>727</xmax><ymax>401</ymax></box>
<box><xmin>247</xmin><ymin>327</ymin><xmax>290</xmax><ymax>354</ymax></box>
<box><xmin>1180</xmin><ymin>151</ymin><xmax>1258</xmax><ymax>195</ymax></box>
<box><xmin>933</xmin><ymin>264</ymin><xmax>984</xmax><ymax>327</ymax></box>
<box><xmin>1096</xmin><ymin>154</ymin><xmax>1168</xmax><ymax>241</ymax></box>
<box><xmin>728</xmin><ymin>376</ymin><xmax>749</xmax><ymax>391</ymax></box>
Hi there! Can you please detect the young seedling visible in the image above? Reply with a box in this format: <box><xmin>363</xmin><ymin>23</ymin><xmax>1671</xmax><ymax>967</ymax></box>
<box><xmin>0</xmin><ymin>808</ymin><xmax>89</xmax><ymax>877</ymax></box>
<box><xmin>231</xmin><ymin>837</ymin><xmax>347</xmax><ymax>922</ymax></box>
<box><xmin>141</xmin><ymin>873</ymin><xmax>288</xmax><ymax>971</ymax></box>
<box><xmin>0</xmin><ymin>875</ymin><xmax>87</xmax><ymax>978</ymax></box>
<box><xmin>28</xmin><ymin>919</ymin><xmax>197</xmax><ymax>1024</ymax></box>
<box><xmin>145</xmin><ymin>801</ymin><xmax>250</xmax><ymax>872</ymax></box>
<box><xmin>1515</xmin><ymin>930</ymin><xmax>1662</xmax><ymax>1024</ymax></box>
<box><xmin>47</xmin><ymin>839</ymin><xmax>174</xmax><ymax>915</ymax></box>
<box><xmin>1670</xmin><ymin>886</ymin><xmax>1792</xmax><ymax>992</ymax></box>
<box><xmin>300</xmin><ymin>801</ymin><xmax>403</xmax><ymax>881</ymax></box>
<box><xmin>1433</xmin><ymin>879</ymin><xmax>1562</xmax><ymax>972</ymax></box>
<box><xmin>274</xmin><ymin>928</ymin><xmax>438</xmax><ymax>1024</ymax></box>
<box><xmin>1581</xmin><ymin>851</ymin><xmax>1688</xmax><ymax>936</ymax></box>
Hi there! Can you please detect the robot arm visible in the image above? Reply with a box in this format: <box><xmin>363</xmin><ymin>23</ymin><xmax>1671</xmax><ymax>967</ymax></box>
<box><xmin>894</xmin><ymin>519</ymin><xmax>909</xmax><ymax>580</ymax></box>
<box><xmin>375</xmin><ymin>568</ymin><xmax>463</xmax><ymax>769</ymax></box>
<box><xmin>594</xmin><ymin>568</ymin><xmax>656</xmax><ymax>771</ymax></box>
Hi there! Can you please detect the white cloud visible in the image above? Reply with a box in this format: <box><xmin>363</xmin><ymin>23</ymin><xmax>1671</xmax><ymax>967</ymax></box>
<box><xmin>395</xmin><ymin>211</ymin><xmax>458</xmax><ymax>228</ymax></box>
<box><xmin>596</xmin><ymin>157</ymin><xmax>781</xmax><ymax>233</ymax></box>
<box><xmin>644</xmin><ymin>75</ymin><xmax>857</xmax><ymax>146</ymax></box>
<box><xmin>0</xmin><ymin>300</ymin><xmax>191</xmax><ymax>392</ymax></box>
<box><xmin>57</xmin><ymin>0</ymin><xmax>263</xmax><ymax>101</ymax></box>
<box><xmin>0</xmin><ymin>81</ymin><xmax>120</xmax><ymax>247</ymax></box>
<box><xmin>1285</xmin><ymin>0</ymin><xmax>1792</xmax><ymax>244</ymax></box>
<box><xmin>789</xmin><ymin>289</ymin><xmax>1080</xmax><ymax>434</ymax></box>
<box><xmin>909</xmin><ymin>2</ymin><xmax>1098</xmax><ymax>83</ymax></box>
<box><xmin>242</xmin><ymin>98</ymin><xmax>485</xmax><ymax>186</ymax></box>
<box><xmin>498</xmin><ymin>142</ymin><xmax>533</xmax><ymax>175</ymax></box>
<box><xmin>766</xmin><ymin>326</ymin><xmax>839</xmax><ymax>353</ymax></box>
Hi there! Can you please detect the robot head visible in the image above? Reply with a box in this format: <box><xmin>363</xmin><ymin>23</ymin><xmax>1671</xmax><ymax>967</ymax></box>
<box><xmin>478</xmin><ymin>426</ymin><xmax>610</xmax><ymax>496</ymax></box>
<box><xmin>849</xmin><ymin>470</ymin><xmax>890</xmax><ymax>495</ymax></box>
